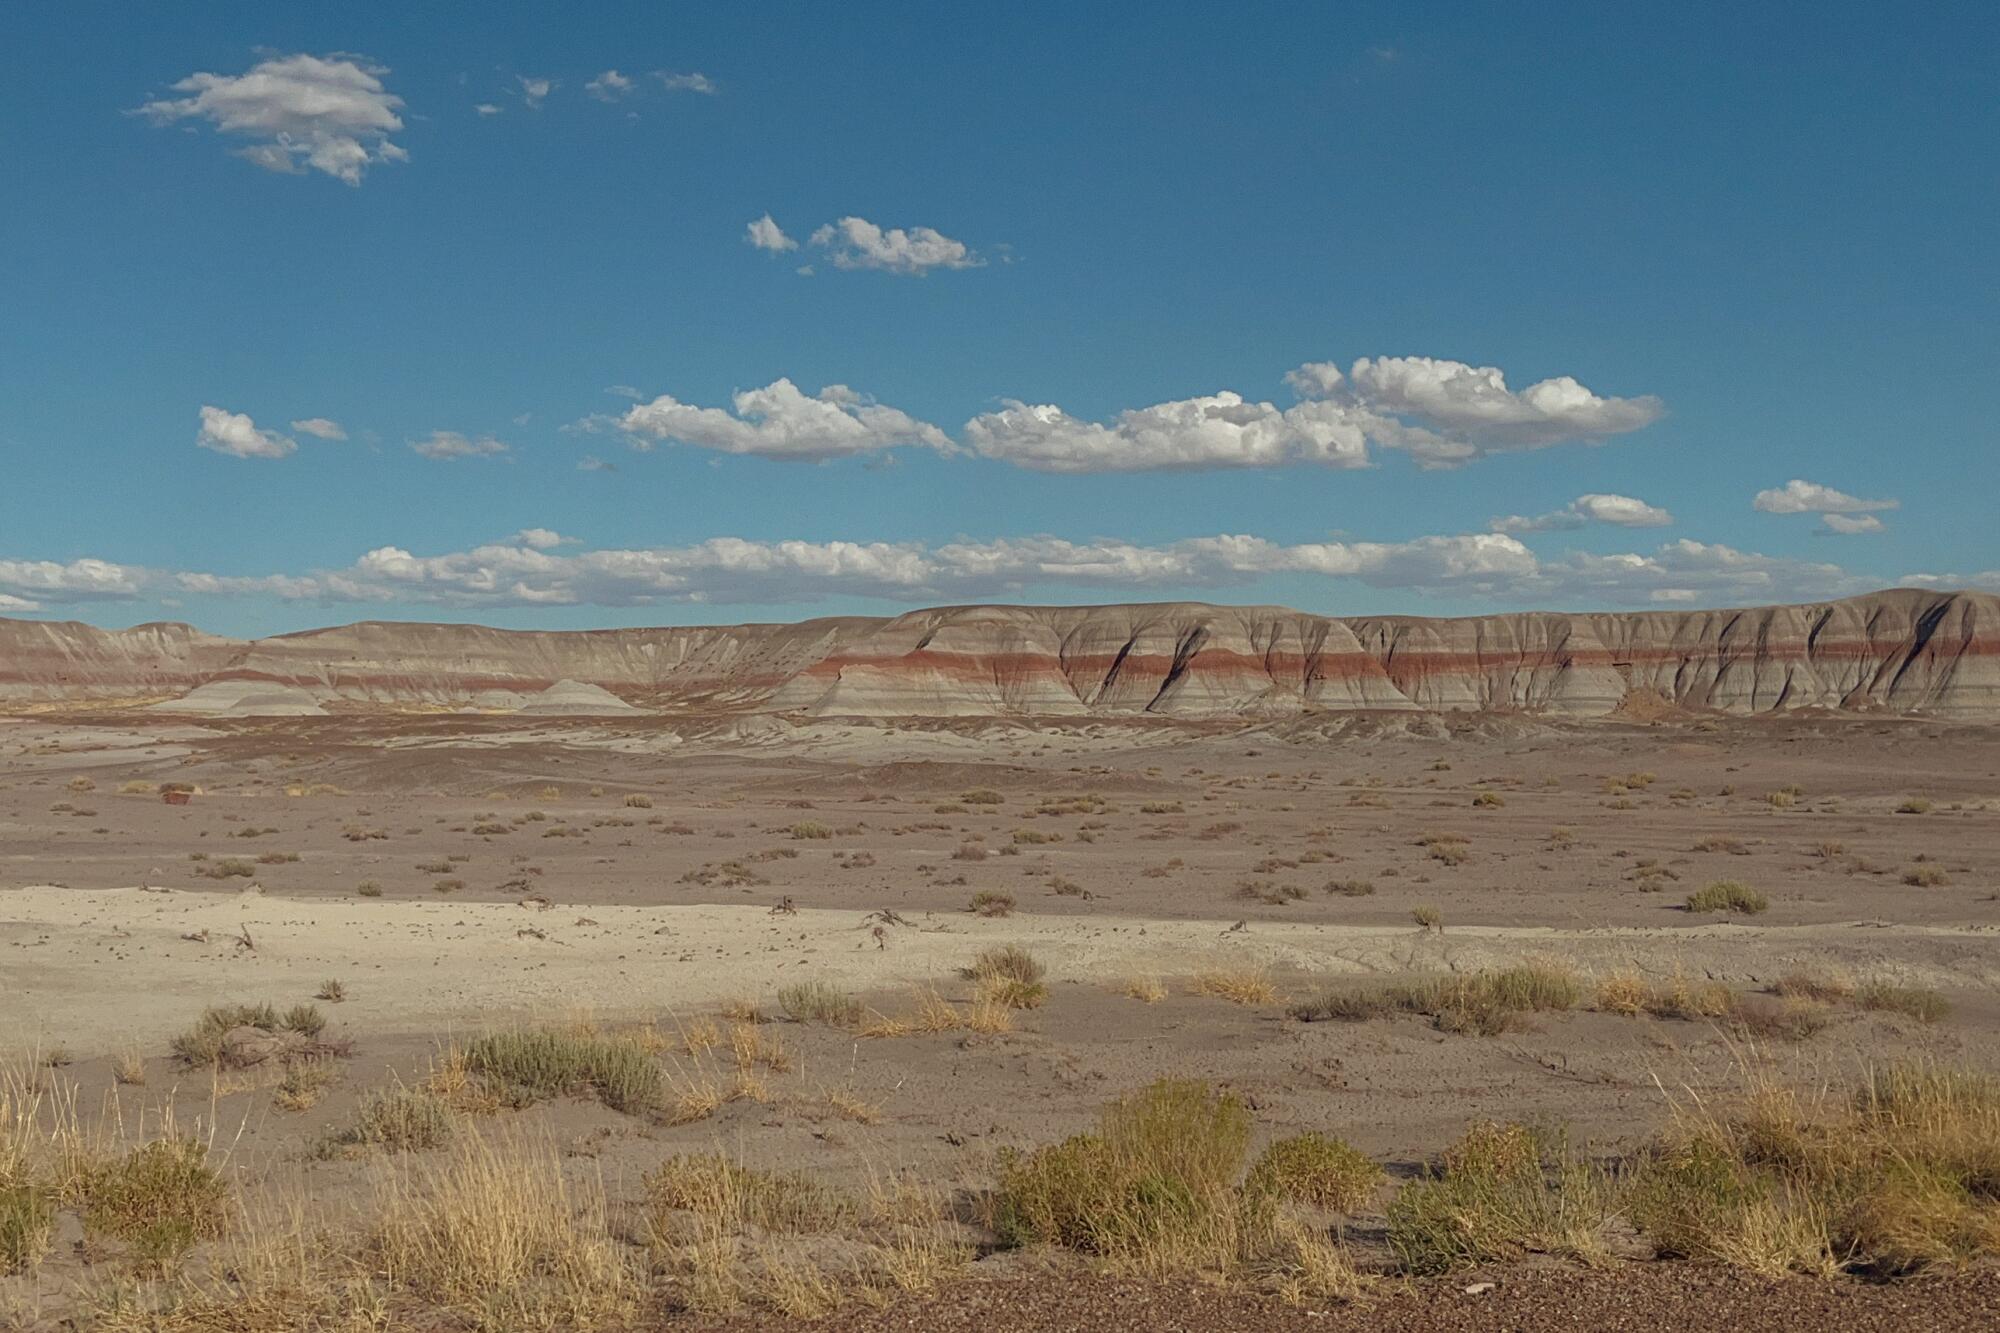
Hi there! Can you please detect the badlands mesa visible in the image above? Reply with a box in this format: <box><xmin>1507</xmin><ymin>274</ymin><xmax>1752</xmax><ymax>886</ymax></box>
<box><xmin>4</xmin><ymin>589</ymin><xmax>2000</xmax><ymax>1329</ymax></box>
<box><xmin>4</xmin><ymin>586</ymin><xmax>1997</xmax><ymax>719</ymax></box>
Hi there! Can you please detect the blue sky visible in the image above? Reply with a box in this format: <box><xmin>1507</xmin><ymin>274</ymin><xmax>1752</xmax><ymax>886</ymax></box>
<box><xmin>2</xmin><ymin>2</ymin><xmax>1994</xmax><ymax>635</ymax></box>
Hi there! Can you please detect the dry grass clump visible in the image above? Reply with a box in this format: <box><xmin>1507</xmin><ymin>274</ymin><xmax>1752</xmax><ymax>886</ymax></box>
<box><xmin>1685</xmin><ymin>880</ymin><xmax>1768</xmax><ymax>915</ymax></box>
<box><xmin>968</xmin><ymin>890</ymin><xmax>1016</xmax><ymax>918</ymax></box>
<box><xmin>994</xmin><ymin>1079</ymin><xmax>1254</xmax><ymax>1270</ymax></box>
<box><xmin>1470</xmin><ymin>790</ymin><xmax>1505</xmax><ymax>808</ymax></box>
<box><xmin>1245</xmin><ymin>1133</ymin><xmax>1382</xmax><ymax>1211</ymax></box>
<box><xmin>0</xmin><ymin>1183</ymin><xmax>54</xmax><ymax>1275</ymax></box>
<box><xmin>1692</xmin><ymin>835</ymin><xmax>1751</xmax><ymax>854</ymax></box>
<box><xmin>789</xmin><ymin>820</ymin><xmax>833</xmax><ymax>840</ymax></box>
<box><xmin>77</xmin><ymin>1136</ymin><xmax>230</xmax><ymax>1271</ymax></box>
<box><xmin>1419</xmin><ymin>833</ymin><xmax>1470</xmax><ymax>865</ymax></box>
<box><xmin>1121</xmin><ymin>976</ymin><xmax>1167</xmax><ymax>1004</ymax></box>
<box><xmin>625</xmin><ymin>793</ymin><xmax>655</xmax><ymax>808</ymax></box>
<box><xmin>1189</xmin><ymin>968</ymin><xmax>1280</xmax><ymax>1006</ymax></box>
<box><xmin>371</xmin><ymin>1131</ymin><xmax>639</xmax><ymax>1326</ymax></box>
<box><xmin>647</xmin><ymin>1154</ymin><xmax>853</xmax><ymax>1238</ymax></box>
<box><xmin>1386</xmin><ymin>1121</ymin><xmax>1616</xmax><ymax>1274</ymax></box>
<box><xmin>1631</xmin><ymin>1063</ymin><xmax>2000</xmax><ymax>1275</ymax></box>
<box><xmin>777</xmin><ymin>980</ymin><xmax>864</xmax><ymax>1027</ymax></box>
<box><xmin>961</xmin><ymin>788</ymin><xmax>1005</xmax><ymax>805</ymax></box>
<box><xmin>331</xmin><ymin>1086</ymin><xmax>457</xmax><ymax>1153</ymax></box>
<box><xmin>1288</xmin><ymin>986</ymin><xmax>1396</xmax><ymax>1024</ymax></box>
<box><xmin>462</xmin><ymin>1028</ymin><xmax>665</xmax><ymax>1115</ymax></box>
<box><xmin>965</xmin><ymin>946</ymin><xmax>1048</xmax><ymax>1009</ymax></box>
<box><xmin>1322</xmin><ymin>878</ymin><xmax>1375</xmax><ymax>897</ymax></box>
<box><xmin>1895</xmin><ymin>797</ymin><xmax>1935</xmax><ymax>815</ymax></box>
<box><xmin>1903</xmin><ymin>863</ymin><xmax>1950</xmax><ymax>887</ymax></box>
<box><xmin>1774</xmin><ymin>971</ymin><xmax>1852</xmax><ymax>1003</ymax></box>
<box><xmin>1385</xmin><ymin>965</ymin><xmax>1581</xmax><ymax>1036</ymax></box>
<box><xmin>1856</xmin><ymin>982</ymin><xmax>1950</xmax><ymax>1023</ymax></box>
<box><xmin>169</xmin><ymin>1002</ymin><xmax>329</xmax><ymax>1068</ymax></box>
<box><xmin>1411</xmin><ymin>904</ymin><xmax>1442</xmax><ymax>931</ymax></box>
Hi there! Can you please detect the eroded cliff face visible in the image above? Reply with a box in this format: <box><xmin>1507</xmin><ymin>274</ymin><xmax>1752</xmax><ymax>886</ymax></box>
<box><xmin>3</xmin><ymin>589</ymin><xmax>1995</xmax><ymax>719</ymax></box>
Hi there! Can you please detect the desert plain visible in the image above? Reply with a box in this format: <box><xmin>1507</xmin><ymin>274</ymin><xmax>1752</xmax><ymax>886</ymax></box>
<box><xmin>4</xmin><ymin>597</ymin><xmax>2000</xmax><ymax>1329</ymax></box>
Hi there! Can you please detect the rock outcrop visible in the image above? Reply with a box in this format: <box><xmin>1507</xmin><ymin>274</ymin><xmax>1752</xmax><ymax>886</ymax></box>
<box><xmin>3</xmin><ymin>588</ymin><xmax>1995</xmax><ymax>720</ymax></box>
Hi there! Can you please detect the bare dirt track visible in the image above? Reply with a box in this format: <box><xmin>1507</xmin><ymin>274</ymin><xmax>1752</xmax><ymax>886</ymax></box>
<box><xmin>2</xmin><ymin>705</ymin><xmax>1997</xmax><ymax>1328</ymax></box>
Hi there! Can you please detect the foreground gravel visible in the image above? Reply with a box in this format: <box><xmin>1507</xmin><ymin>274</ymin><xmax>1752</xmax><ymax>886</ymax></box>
<box><xmin>673</xmin><ymin>1267</ymin><xmax>2000</xmax><ymax>1332</ymax></box>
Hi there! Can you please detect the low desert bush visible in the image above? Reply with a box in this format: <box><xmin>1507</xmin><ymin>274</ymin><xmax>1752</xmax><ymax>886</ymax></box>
<box><xmin>462</xmin><ymin>1029</ymin><xmax>665</xmax><ymax>1115</ymax></box>
<box><xmin>778</xmin><ymin>980</ymin><xmax>864</xmax><ymax>1027</ymax></box>
<box><xmin>1190</xmin><ymin>968</ymin><xmax>1280</xmax><ymax>1006</ymax></box>
<box><xmin>1288</xmin><ymin>987</ymin><xmax>1395</xmax><ymax>1023</ymax></box>
<box><xmin>1856</xmin><ymin>983</ymin><xmax>1950</xmax><ymax>1023</ymax></box>
<box><xmin>1387</xmin><ymin>1122</ymin><xmax>1616</xmax><ymax>1273</ymax></box>
<box><xmin>1685</xmin><ymin>881</ymin><xmax>1768</xmax><ymax>915</ymax></box>
<box><xmin>1245</xmin><ymin>1133</ymin><xmax>1382</xmax><ymax>1211</ymax></box>
<box><xmin>968</xmin><ymin>890</ymin><xmax>1016</xmax><ymax>917</ymax></box>
<box><xmin>0</xmin><ymin>1184</ymin><xmax>54</xmax><ymax>1274</ymax></box>
<box><xmin>78</xmin><ymin>1137</ymin><xmax>230</xmax><ymax>1269</ymax></box>
<box><xmin>790</xmin><ymin>820</ymin><xmax>833</xmax><ymax>840</ymax></box>
<box><xmin>966</xmin><ymin>946</ymin><xmax>1048</xmax><ymax>1009</ymax></box>
<box><xmin>994</xmin><ymin>1079</ymin><xmax>1252</xmax><ymax>1269</ymax></box>
<box><xmin>1384</xmin><ymin>965</ymin><xmax>1579</xmax><ymax>1037</ymax></box>
<box><xmin>333</xmin><ymin>1086</ymin><xmax>457</xmax><ymax>1153</ymax></box>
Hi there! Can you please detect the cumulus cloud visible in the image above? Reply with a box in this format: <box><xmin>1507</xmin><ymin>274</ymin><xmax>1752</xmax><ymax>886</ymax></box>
<box><xmin>970</xmin><ymin>358</ymin><xmax>1660</xmax><ymax>474</ymax></box>
<box><xmin>656</xmin><ymin>71</ymin><xmax>717</xmax><ymax>94</ymax></box>
<box><xmin>410</xmin><ymin>431</ymin><xmax>510</xmax><ymax>460</ymax></box>
<box><xmin>808</xmin><ymin>217</ymin><xmax>981</xmax><ymax>274</ymax></box>
<box><xmin>584</xmin><ymin>70</ymin><xmax>634</xmax><ymax>101</ymax></box>
<box><xmin>0</xmin><ymin>558</ymin><xmax>146</xmax><ymax>604</ymax></box>
<box><xmin>1491</xmin><ymin>493</ymin><xmax>1674</xmax><ymax>534</ymax></box>
<box><xmin>138</xmin><ymin>53</ymin><xmax>406</xmax><ymax>185</ymax></box>
<box><xmin>616</xmin><ymin>379</ymin><xmax>952</xmax><ymax>461</ymax></box>
<box><xmin>1821</xmin><ymin>513</ymin><xmax>1885</xmax><ymax>535</ymax></box>
<box><xmin>745</xmin><ymin>214</ymin><xmax>797</xmax><ymax>253</ymax></box>
<box><xmin>511</xmin><ymin>528</ymin><xmax>574</xmax><ymax>550</ymax></box>
<box><xmin>966</xmin><ymin>394</ymin><xmax>1369</xmax><ymax>473</ymax></box>
<box><xmin>474</xmin><ymin>102</ymin><xmax>503</xmax><ymax>117</ymax></box>
<box><xmin>1286</xmin><ymin>356</ymin><xmax>1663</xmax><ymax>467</ymax></box>
<box><xmin>197</xmin><ymin>406</ymin><xmax>296</xmax><ymax>459</ymax></box>
<box><xmin>517</xmin><ymin>76</ymin><xmax>554</xmax><ymax>108</ymax></box>
<box><xmin>290</xmin><ymin>417</ymin><xmax>346</xmax><ymax>440</ymax></box>
<box><xmin>1753</xmin><ymin>478</ymin><xmax>1899</xmax><ymax>515</ymax></box>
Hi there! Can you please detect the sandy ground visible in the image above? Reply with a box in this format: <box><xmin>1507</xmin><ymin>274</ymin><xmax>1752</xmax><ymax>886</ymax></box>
<box><xmin>2</xmin><ymin>707</ymin><xmax>1997</xmax><ymax>1326</ymax></box>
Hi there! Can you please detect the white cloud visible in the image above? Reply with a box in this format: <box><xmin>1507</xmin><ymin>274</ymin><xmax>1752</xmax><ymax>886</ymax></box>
<box><xmin>1286</xmin><ymin>356</ymin><xmax>1663</xmax><ymax>466</ymax></box>
<box><xmin>1</xmin><ymin>522</ymin><xmax>1913</xmax><ymax>616</ymax></box>
<box><xmin>745</xmin><ymin>214</ymin><xmax>797</xmax><ymax>253</ymax></box>
<box><xmin>808</xmin><ymin>217</ymin><xmax>981</xmax><ymax>275</ymax></box>
<box><xmin>1492</xmin><ymin>493</ymin><xmax>1673</xmax><ymax>534</ymax></box>
<box><xmin>290</xmin><ymin>417</ymin><xmax>347</xmax><ymax>441</ymax></box>
<box><xmin>0</xmin><ymin>558</ymin><xmax>146</xmax><ymax>603</ymax></box>
<box><xmin>1753</xmin><ymin>478</ymin><xmax>1899</xmax><ymax>515</ymax></box>
<box><xmin>966</xmin><ymin>394</ymin><xmax>1369</xmax><ymax>473</ymax></box>
<box><xmin>474</xmin><ymin>102</ymin><xmax>503</xmax><ymax>117</ymax></box>
<box><xmin>410</xmin><ymin>431</ymin><xmax>511</xmax><ymax>460</ymax></box>
<box><xmin>138</xmin><ymin>53</ymin><xmax>406</xmax><ymax>185</ymax></box>
<box><xmin>616</xmin><ymin>379</ymin><xmax>952</xmax><ymax>461</ymax></box>
<box><xmin>517</xmin><ymin>76</ymin><xmax>555</xmax><ymax>108</ymax></box>
<box><xmin>1901</xmin><ymin>570</ymin><xmax>2000</xmax><ymax>593</ymax></box>
<box><xmin>197</xmin><ymin>405</ymin><xmax>296</xmax><ymax>459</ymax></box>
<box><xmin>1821</xmin><ymin>513</ymin><xmax>1885</xmax><ymax>535</ymax></box>
<box><xmin>585</xmin><ymin>70</ymin><xmax>634</xmax><ymax>101</ymax></box>
<box><xmin>577</xmin><ymin>456</ymin><xmax>616</xmax><ymax>472</ymax></box>
<box><xmin>655</xmin><ymin>71</ymin><xmax>717</xmax><ymax>95</ymax></box>
<box><xmin>0</xmin><ymin>593</ymin><xmax>36</xmax><ymax>611</ymax></box>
